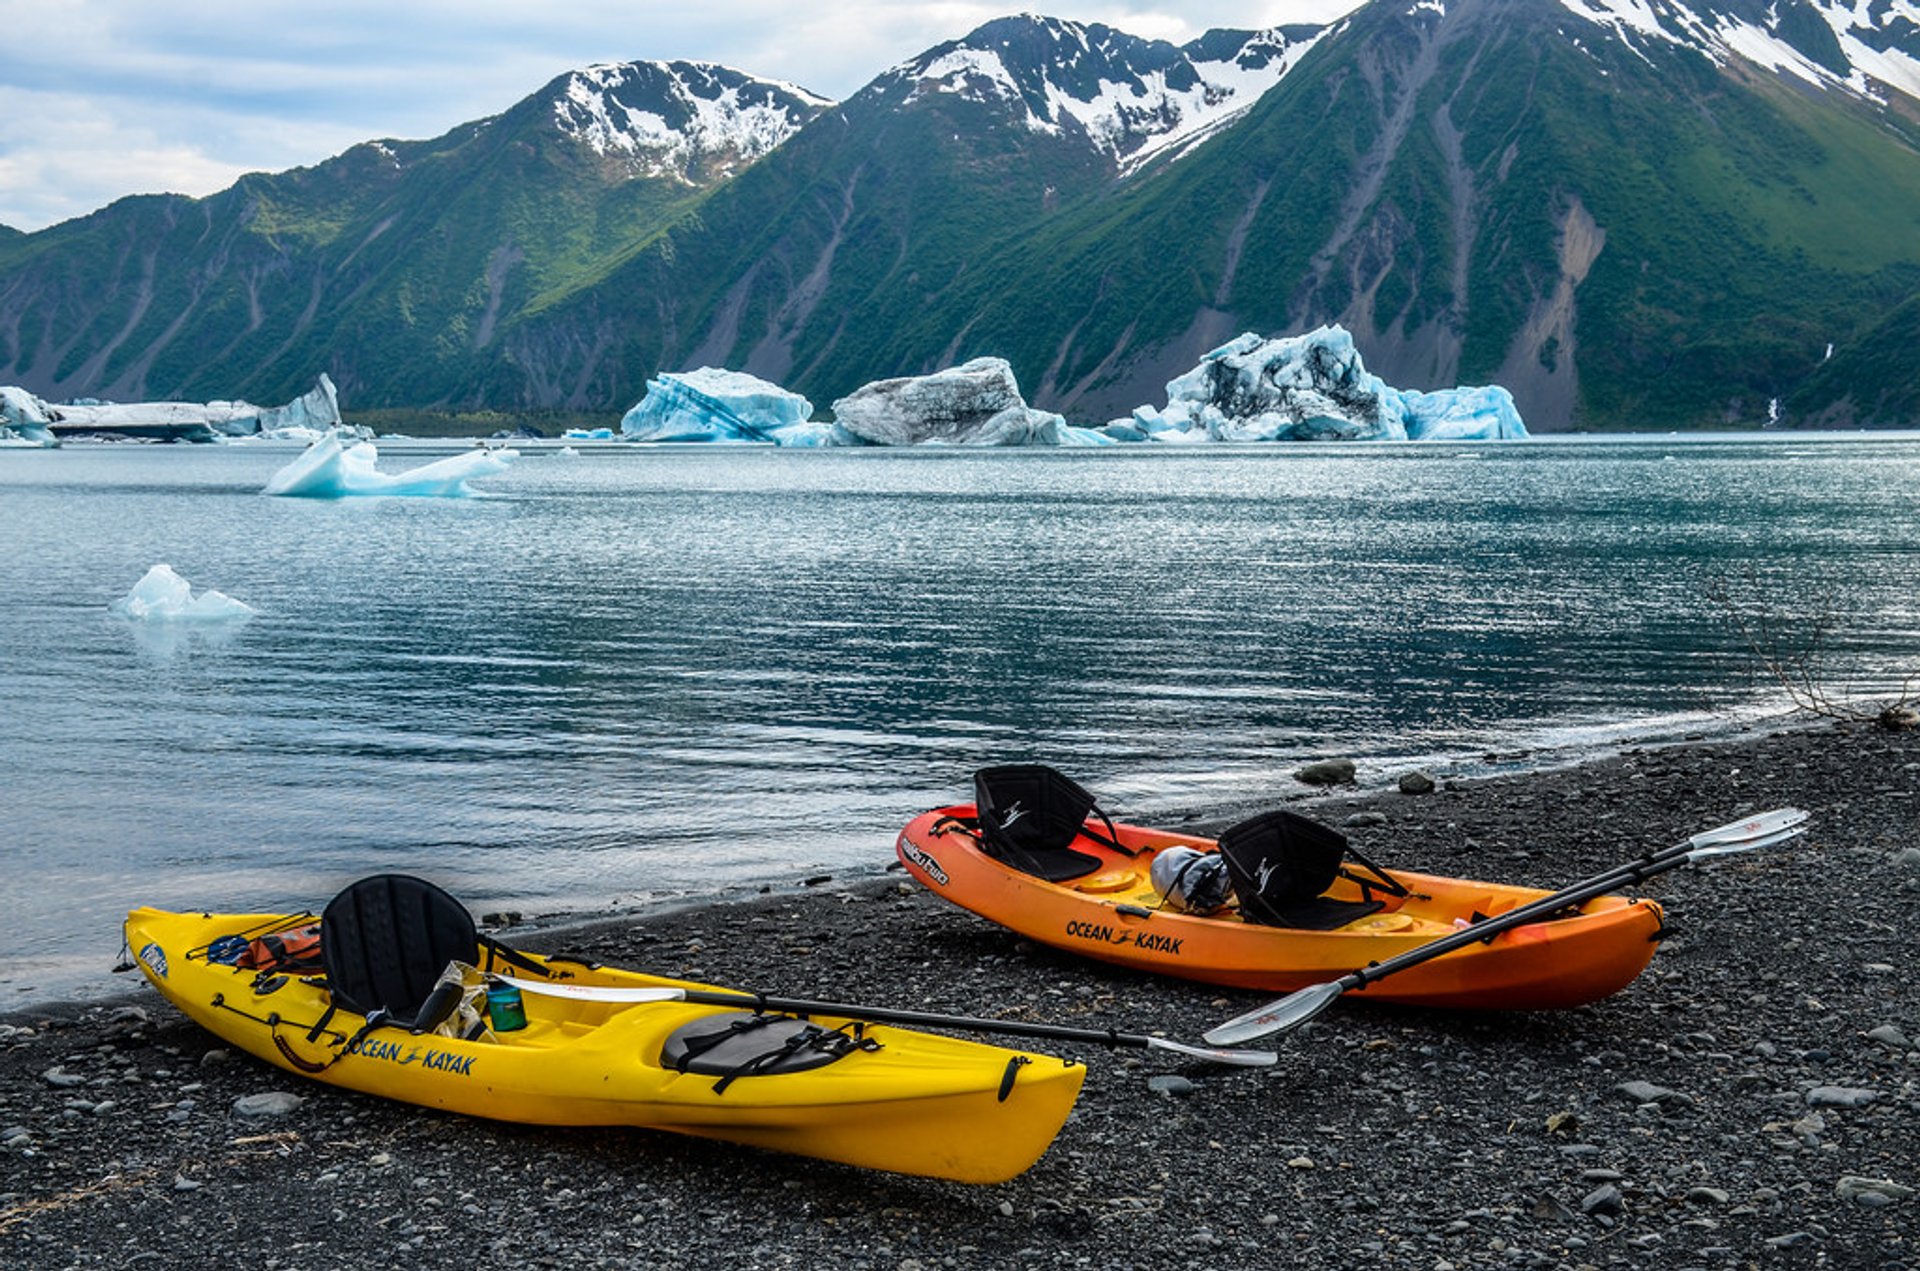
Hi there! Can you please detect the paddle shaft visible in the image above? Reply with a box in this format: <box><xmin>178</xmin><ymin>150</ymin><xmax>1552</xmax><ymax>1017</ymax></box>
<box><xmin>667</xmin><ymin>986</ymin><xmax>1195</xmax><ymax>1053</ymax></box>
<box><xmin>1340</xmin><ymin>840</ymin><xmax>1726</xmax><ymax>993</ymax></box>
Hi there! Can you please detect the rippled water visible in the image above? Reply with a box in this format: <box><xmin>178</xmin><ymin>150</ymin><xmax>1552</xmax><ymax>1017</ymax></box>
<box><xmin>3</xmin><ymin>435</ymin><xmax>1917</xmax><ymax>1003</ymax></box>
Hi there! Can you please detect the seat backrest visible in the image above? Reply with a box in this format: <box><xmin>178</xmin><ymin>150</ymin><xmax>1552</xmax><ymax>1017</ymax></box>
<box><xmin>1216</xmin><ymin>810</ymin><xmax>1348</xmax><ymax>925</ymax></box>
<box><xmin>321</xmin><ymin>874</ymin><xmax>478</xmax><ymax>1024</ymax></box>
<box><xmin>974</xmin><ymin>764</ymin><xmax>1101</xmax><ymax>861</ymax></box>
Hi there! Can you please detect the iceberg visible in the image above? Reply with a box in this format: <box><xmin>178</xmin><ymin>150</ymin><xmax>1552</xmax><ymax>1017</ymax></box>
<box><xmin>0</xmin><ymin>375</ymin><xmax>342</xmax><ymax>443</ymax></box>
<box><xmin>562</xmin><ymin>428</ymin><xmax>615</xmax><ymax>440</ymax></box>
<box><xmin>830</xmin><ymin>357</ymin><xmax>1087</xmax><ymax>446</ymax></box>
<box><xmin>110</xmin><ymin>564</ymin><xmax>256</xmax><ymax>622</ymax></box>
<box><xmin>1</xmin><ymin>386</ymin><xmax>60</xmax><ymax>446</ymax></box>
<box><xmin>1134</xmin><ymin>326</ymin><xmax>1527</xmax><ymax>443</ymax></box>
<box><xmin>622</xmin><ymin>368</ymin><xmax>815</xmax><ymax>443</ymax></box>
<box><xmin>263</xmin><ymin>437</ymin><xmax>517</xmax><ymax>498</ymax></box>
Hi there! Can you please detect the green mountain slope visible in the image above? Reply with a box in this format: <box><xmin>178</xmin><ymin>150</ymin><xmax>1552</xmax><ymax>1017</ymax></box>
<box><xmin>0</xmin><ymin>63</ymin><xmax>828</xmax><ymax>408</ymax></box>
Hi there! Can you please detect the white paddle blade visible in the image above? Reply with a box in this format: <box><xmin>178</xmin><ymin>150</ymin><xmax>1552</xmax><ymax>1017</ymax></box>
<box><xmin>1145</xmin><ymin>1036</ymin><xmax>1279</xmax><ymax>1067</ymax></box>
<box><xmin>1686</xmin><ymin>821</ymin><xmax>1809</xmax><ymax>861</ymax></box>
<box><xmin>1203</xmin><ymin>981</ymin><xmax>1345</xmax><ymax>1047</ymax></box>
<box><xmin>1686</xmin><ymin>807</ymin><xmax>1808</xmax><ymax>852</ymax></box>
<box><xmin>494</xmin><ymin>976</ymin><xmax>688</xmax><ymax>1004</ymax></box>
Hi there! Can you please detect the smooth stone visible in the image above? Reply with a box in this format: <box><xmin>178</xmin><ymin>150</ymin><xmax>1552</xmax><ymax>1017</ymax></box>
<box><xmin>1295</xmin><ymin>758</ymin><xmax>1356</xmax><ymax>786</ymax></box>
<box><xmin>232</xmin><ymin>1091</ymin><xmax>304</xmax><ymax>1117</ymax></box>
<box><xmin>1805</xmin><ymin>1086</ymin><xmax>1878</xmax><ymax>1108</ymax></box>
<box><xmin>1580</xmin><ymin>1184</ymin><xmax>1624</xmax><ymax>1216</ymax></box>
<box><xmin>1146</xmin><ymin>1075</ymin><xmax>1194</xmax><ymax>1097</ymax></box>
<box><xmin>1836</xmin><ymin>1176</ymin><xmax>1913</xmax><ymax>1203</ymax></box>
<box><xmin>1765</xmin><ymin>1232</ymin><xmax>1816</xmax><ymax>1249</ymax></box>
<box><xmin>1865</xmin><ymin>1024</ymin><xmax>1913</xmax><ymax>1051</ymax></box>
<box><xmin>1343</xmin><ymin>812</ymin><xmax>1388</xmax><ymax>828</ymax></box>
<box><xmin>1398</xmin><ymin>771</ymin><xmax>1437</xmax><ymax>795</ymax></box>
<box><xmin>1615</xmin><ymin>1080</ymin><xmax>1677</xmax><ymax>1104</ymax></box>
<box><xmin>1686</xmin><ymin>1187</ymin><xmax>1730</xmax><ymax>1205</ymax></box>
<box><xmin>41</xmin><ymin>1068</ymin><xmax>86</xmax><ymax>1088</ymax></box>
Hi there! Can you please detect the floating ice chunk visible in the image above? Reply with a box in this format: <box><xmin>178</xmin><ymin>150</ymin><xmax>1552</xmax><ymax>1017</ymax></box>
<box><xmin>830</xmin><ymin>357</ymin><xmax>1081</xmax><ymax>446</ymax></box>
<box><xmin>766</xmin><ymin>419</ymin><xmax>867</xmax><ymax>447</ymax></box>
<box><xmin>110</xmin><ymin>564</ymin><xmax>256</xmax><ymax>622</ymax></box>
<box><xmin>263</xmin><ymin>437</ymin><xmax>517</xmax><ymax>498</ymax></box>
<box><xmin>5</xmin><ymin>375</ymin><xmax>341</xmax><ymax>441</ymax></box>
<box><xmin>562</xmin><ymin>427</ymin><xmax>614</xmax><ymax>440</ymax></box>
<box><xmin>622</xmin><ymin>368</ymin><xmax>814</xmax><ymax>443</ymax></box>
<box><xmin>1143</xmin><ymin>326</ymin><xmax>1527</xmax><ymax>442</ymax></box>
<box><xmin>1</xmin><ymin>386</ymin><xmax>59</xmax><ymax>446</ymax></box>
<box><xmin>554</xmin><ymin>445</ymin><xmax>581</xmax><ymax>457</ymax></box>
<box><xmin>1389</xmin><ymin>384</ymin><xmax>1527</xmax><ymax>440</ymax></box>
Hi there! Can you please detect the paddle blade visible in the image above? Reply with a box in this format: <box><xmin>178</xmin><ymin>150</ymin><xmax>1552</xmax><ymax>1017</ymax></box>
<box><xmin>1145</xmin><ymin>1036</ymin><xmax>1278</xmax><ymax>1067</ymax></box>
<box><xmin>495</xmin><ymin>976</ymin><xmax>688</xmax><ymax>1004</ymax></box>
<box><xmin>1685</xmin><ymin>807</ymin><xmax>1808</xmax><ymax>853</ymax></box>
<box><xmin>1686</xmin><ymin>819</ymin><xmax>1809</xmax><ymax>861</ymax></box>
<box><xmin>1203</xmin><ymin>980</ymin><xmax>1345</xmax><ymax>1046</ymax></box>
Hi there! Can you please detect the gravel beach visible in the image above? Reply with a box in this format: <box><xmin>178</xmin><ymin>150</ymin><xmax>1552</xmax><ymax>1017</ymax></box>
<box><xmin>3</xmin><ymin>722</ymin><xmax>1915</xmax><ymax>1269</ymax></box>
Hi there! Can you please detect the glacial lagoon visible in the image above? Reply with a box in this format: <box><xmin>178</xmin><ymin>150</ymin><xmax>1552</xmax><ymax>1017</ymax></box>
<box><xmin>3</xmin><ymin>434</ymin><xmax>1917</xmax><ymax>1004</ymax></box>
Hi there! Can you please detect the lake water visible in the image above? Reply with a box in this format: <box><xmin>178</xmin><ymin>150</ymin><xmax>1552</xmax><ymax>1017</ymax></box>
<box><xmin>3</xmin><ymin>435</ymin><xmax>1917</xmax><ymax>1005</ymax></box>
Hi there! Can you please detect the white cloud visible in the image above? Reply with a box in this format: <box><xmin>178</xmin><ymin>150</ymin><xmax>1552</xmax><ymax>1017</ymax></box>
<box><xmin>0</xmin><ymin>0</ymin><xmax>1363</xmax><ymax>231</ymax></box>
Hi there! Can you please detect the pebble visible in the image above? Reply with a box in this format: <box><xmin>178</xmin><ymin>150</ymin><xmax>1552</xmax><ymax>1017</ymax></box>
<box><xmin>1146</xmin><ymin>1075</ymin><xmax>1194</xmax><ymax>1097</ymax></box>
<box><xmin>1343</xmin><ymin>812</ymin><xmax>1388</xmax><ymax>828</ymax></box>
<box><xmin>1686</xmin><ymin>1187</ymin><xmax>1730</xmax><ymax>1205</ymax></box>
<box><xmin>233</xmin><ymin>1091</ymin><xmax>304</xmax><ymax>1118</ymax></box>
<box><xmin>1295</xmin><ymin>758</ymin><xmax>1356</xmax><ymax>786</ymax></box>
<box><xmin>1804</xmin><ymin>1086</ymin><xmax>1878</xmax><ymax>1108</ymax></box>
<box><xmin>1398</xmin><ymin>771</ymin><xmax>1437</xmax><ymax>795</ymax></box>
<box><xmin>174</xmin><ymin>1176</ymin><xmax>202</xmax><ymax>1192</ymax></box>
<box><xmin>1765</xmin><ymin>1232</ymin><xmax>1816</xmax><ymax>1249</ymax></box>
<box><xmin>1865</xmin><ymin>1024</ymin><xmax>1913</xmax><ymax>1051</ymax></box>
<box><xmin>1614</xmin><ymin>1080</ymin><xmax>1678</xmax><ymax>1105</ymax></box>
<box><xmin>1579</xmin><ymin>1184</ymin><xmax>1624</xmax><ymax>1217</ymax></box>
<box><xmin>1835</xmin><ymin>1177</ymin><xmax>1913</xmax><ymax>1204</ymax></box>
<box><xmin>41</xmin><ymin>1067</ymin><xmax>86</xmax><ymax>1088</ymax></box>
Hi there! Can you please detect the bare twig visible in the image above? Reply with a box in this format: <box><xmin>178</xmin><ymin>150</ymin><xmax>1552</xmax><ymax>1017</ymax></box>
<box><xmin>1704</xmin><ymin>568</ymin><xmax>1918</xmax><ymax>729</ymax></box>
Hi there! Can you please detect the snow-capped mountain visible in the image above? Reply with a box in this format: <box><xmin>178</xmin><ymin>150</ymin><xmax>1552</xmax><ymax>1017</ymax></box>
<box><xmin>1559</xmin><ymin>0</ymin><xmax>1920</xmax><ymax>103</ymax></box>
<box><xmin>550</xmin><ymin>61</ymin><xmax>834</xmax><ymax>182</ymax></box>
<box><xmin>881</xmin><ymin>15</ymin><xmax>1328</xmax><ymax>172</ymax></box>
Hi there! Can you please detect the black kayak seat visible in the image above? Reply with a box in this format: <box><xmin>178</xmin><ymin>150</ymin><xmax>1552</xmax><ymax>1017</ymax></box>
<box><xmin>321</xmin><ymin>874</ymin><xmax>479</xmax><ymax>1028</ymax></box>
<box><xmin>972</xmin><ymin>764</ymin><xmax>1114</xmax><ymax>882</ymax></box>
<box><xmin>1216</xmin><ymin>810</ymin><xmax>1386</xmax><ymax>931</ymax></box>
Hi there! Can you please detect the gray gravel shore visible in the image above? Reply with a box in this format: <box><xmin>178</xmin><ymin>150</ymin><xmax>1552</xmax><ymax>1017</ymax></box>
<box><xmin>3</xmin><ymin>722</ymin><xmax>1916</xmax><ymax>1269</ymax></box>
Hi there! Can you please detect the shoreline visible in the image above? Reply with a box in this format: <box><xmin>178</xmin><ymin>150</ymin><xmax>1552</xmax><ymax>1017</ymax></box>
<box><xmin>3</xmin><ymin>721</ymin><xmax>1915</xmax><ymax>1268</ymax></box>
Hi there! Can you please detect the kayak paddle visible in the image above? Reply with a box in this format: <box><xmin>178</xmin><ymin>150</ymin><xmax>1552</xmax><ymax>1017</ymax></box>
<box><xmin>1203</xmin><ymin>806</ymin><xmax>1810</xmax><ymax>1046</ymax></box>
<box><xmin>496</xmin><ymin>975</ymin><xmax>1277</xmax><ymax>1067</ymax></box>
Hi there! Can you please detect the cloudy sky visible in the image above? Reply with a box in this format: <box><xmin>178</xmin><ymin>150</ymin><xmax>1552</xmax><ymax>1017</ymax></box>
<box><xmin>0</xmin><ymin>0</ymin><xmax>1361</xmax><ymax>232</ymax></box>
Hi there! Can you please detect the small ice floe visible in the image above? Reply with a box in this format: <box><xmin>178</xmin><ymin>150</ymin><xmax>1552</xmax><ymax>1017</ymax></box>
<box><xmin>109</xmin><ymin>564</ymin><xmax>256</xmax><ymax>622</ymax></box>
<box><xmin>263</xmin><ymin>436</ymin><xmax>516</xmax><ymax>498</ymax></box>
<box><xmin>554</xmin><ymin>445</ymin><xmax>580</xmax><ymax>458</ymax></box>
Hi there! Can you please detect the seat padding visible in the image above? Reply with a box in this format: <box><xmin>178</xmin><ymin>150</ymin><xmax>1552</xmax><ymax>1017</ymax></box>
<box><xmin>321</xmin><ymin>874</ymin><xmax>479</xmax><ymax>1026</ymax></box>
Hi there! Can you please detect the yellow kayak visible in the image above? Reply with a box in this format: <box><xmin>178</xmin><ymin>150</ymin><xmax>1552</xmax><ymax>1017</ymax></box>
<box><xmin>124</xmin><ymin>893</ymin><xmax>1083</xmax><ymax>1184</ymax></box>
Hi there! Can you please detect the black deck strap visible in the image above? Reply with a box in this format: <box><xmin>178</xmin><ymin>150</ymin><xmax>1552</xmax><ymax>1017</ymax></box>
<box><xmin>1339</xmin><ymin>841</ymin><xmax>1411</xmax><ymax>899</ymax></box>
<box><xmin>710</xmin><ymin>1024</ymin><xmax>856</xmax><ymax>1096</ymax></box>
<box><xmin>478</xmin><ymin>935</ymin><xmax>553</xmax><ymax>978</ymax></box>
<box><xmin>930</xmin><ymin>814</ymin><xmax>981</xmax><ymax>839</ymax></box>
<box><xmin>305</xmin><ymin>1003</ymin><xmax>339</xmax><ymax>1043</ymax></box>
<box><xmin>187</xmin><ymin>912</ymin><xmax>315</xmax><ymax>962</ymax></box>
<box><xmin>666</xmin><ymin>1013</ymin><xmax>785</xmax><ymax>1071</ymax></box>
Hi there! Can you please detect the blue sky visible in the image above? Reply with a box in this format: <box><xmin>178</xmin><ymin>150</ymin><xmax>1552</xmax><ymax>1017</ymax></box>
<box><xmin>0</xmin><ymin>0</ymin><xmax>1360</xmax><ymax>232</ymax></box>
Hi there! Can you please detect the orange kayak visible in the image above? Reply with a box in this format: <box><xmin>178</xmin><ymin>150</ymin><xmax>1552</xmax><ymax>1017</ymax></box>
<box><xmin>896</xmin><ymin>806</ymin><xmax>1665</xmax><ymax>1011</ymax></box>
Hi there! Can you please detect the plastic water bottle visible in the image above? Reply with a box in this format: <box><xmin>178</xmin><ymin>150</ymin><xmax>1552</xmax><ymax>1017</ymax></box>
<box><xmin>485</xmin><ymin>983</ymin><xmax>527</xmax><ymax>1032</ymax></box>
